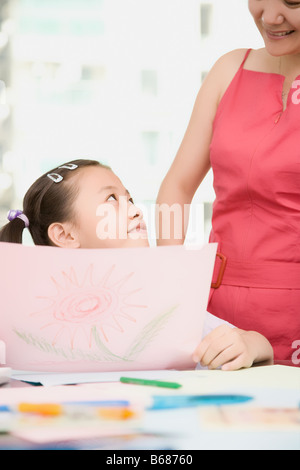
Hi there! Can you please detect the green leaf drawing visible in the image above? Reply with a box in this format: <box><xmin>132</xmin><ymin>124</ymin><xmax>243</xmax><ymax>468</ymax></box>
<box><xmin>123</xmin><ymin>305</ymin><xmax>179</xmax><ymax>361</ymax></box>
<box><xmin>13</xmin><ymin>305</ymin><xmax>178</xmax><ymax>364</ymax></box>
<box><xmin>91</xmin><ymin>326</ymin><xmax>128</xmax><ymax>362</ymax></box>
<box><xmin>13</xmin><ymin>328</ymin><xmax>114</xmax><ymax>363</ymax></box>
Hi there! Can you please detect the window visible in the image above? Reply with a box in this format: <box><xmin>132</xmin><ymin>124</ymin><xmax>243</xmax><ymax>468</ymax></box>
<box><xmin>201</xmin><ymin>71</ymin><xmax>208</xmax><ymax>83</ymax></box>
<box><xmin>141</xmin><ymin>131</ymin><xmax>159</xmax><ymax>165</ymax></box>
<box><xmin>81</xmin><ymin>65</ymin><xmax>106</xmax><ymax>82</ymax></box>
<box><xmin>140</xmin><ymin>70</ymin><xmax>158</xmax><ymax>97</ymax></box>
<box><xmin>200</xmin><ymin>3</ymin><xmax>213</xmax><ymax>38</ymax></box>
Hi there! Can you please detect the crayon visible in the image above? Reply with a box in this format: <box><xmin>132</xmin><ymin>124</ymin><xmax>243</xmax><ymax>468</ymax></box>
<box><xmin>120</xmin><ymin>377</ymin><xmax>182</xmax><ymax>389</ymax></box>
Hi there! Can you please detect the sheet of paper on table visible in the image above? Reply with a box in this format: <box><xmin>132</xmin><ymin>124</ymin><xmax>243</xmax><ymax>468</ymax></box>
<box><xmin>11</xmin><ymin>369</ymin><xmax>185</xmax><ymax>387</ymax></box>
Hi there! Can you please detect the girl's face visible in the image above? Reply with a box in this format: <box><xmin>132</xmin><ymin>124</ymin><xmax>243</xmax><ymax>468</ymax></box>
<box><xmin>249</xmin><ymin>0</ymin><xmax>300</xmax><ymax>56</ymax></box>
<box><xmin>71</xmin><ymin>166</ymin><xmax>149</xmax><ymax>249</ymax></box>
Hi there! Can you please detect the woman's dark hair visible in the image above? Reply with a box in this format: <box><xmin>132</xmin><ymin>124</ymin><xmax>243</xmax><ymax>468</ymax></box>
<box><xmin>0</xmin><ymin>159</ymin><xmax>110</xmax><ymax>246</ymax></box>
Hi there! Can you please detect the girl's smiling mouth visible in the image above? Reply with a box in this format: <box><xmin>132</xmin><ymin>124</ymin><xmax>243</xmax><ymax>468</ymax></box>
<box><xmin>128</xmin><ymin>221</ymin><xmax>147</xmax><ymax>234</ymax></box>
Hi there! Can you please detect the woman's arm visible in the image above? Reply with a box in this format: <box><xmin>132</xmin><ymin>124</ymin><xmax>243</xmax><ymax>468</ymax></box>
<box><xmin>156</xmin><ymin>49</ymin><xmax>248</xmax><ymax>245</ymax></box>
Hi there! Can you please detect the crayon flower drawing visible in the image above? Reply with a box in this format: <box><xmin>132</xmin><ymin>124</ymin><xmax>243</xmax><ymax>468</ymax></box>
<box><xmin>13</xmin><ymin>264</ymin><xmax>178</xmax><ymax>363</ymax></box>
<box><xmin>31</xmin><ymin>264</ymin><xmax>147</xmax><ymax>348</ymax></box>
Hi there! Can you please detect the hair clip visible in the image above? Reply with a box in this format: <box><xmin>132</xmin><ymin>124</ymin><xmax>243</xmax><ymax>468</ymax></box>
<box><xmin>7</xmin><ymin>209</ymin><xmax>30</xmax><ymax>228</ymax></box>
<box><xmin>47</xmin><ymin>163</ymin><xmax>78</xmax><ymax>183</ymax></box>
<box><xmin>47</xmin><ymin>173</ymin><xmax>63</xmax><ymax>183</ymax></box>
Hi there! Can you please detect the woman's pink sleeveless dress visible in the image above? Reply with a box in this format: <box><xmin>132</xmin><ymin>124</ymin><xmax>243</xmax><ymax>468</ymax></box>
<box><xmin>208</xmin><ymin>49</ymin><xmax>300</xmax><ymax>364</ymax></box>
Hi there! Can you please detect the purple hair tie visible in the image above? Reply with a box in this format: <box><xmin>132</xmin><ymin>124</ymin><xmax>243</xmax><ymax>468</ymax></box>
<box><xmin>7</xmin><ymin>210</ymin><xmax>30</xmax><ymax>228</ymax></box>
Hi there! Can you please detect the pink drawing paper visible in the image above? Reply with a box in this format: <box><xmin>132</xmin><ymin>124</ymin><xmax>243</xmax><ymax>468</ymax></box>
<box><xmin>0</xmin><ymin>242</ymin><xmax>217</xmax><ymax>372</ymax></box>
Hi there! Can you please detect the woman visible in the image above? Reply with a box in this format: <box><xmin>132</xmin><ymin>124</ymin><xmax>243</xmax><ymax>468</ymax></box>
<box><xmin>156</xmin><ymin>0</ymin><xmax>300</xmax><ymax>364</ymax></box>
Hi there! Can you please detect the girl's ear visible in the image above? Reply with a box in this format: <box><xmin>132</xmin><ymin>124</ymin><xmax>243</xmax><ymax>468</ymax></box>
<box><xmin>48</xmin><ymin>222</ymin><xmax>80</xmax><ymax>249</ymax></box>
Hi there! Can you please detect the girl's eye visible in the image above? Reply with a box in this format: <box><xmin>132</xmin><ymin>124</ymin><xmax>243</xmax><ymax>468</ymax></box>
<box><xmin>107</xmin><ymin>194</ymin><xmax>117</xmax><ymax>201</ymax></box>
<box><xmin>106</xmin><ymin>194</ymin><xmax>134</xmax><ymax>204</ymax></box>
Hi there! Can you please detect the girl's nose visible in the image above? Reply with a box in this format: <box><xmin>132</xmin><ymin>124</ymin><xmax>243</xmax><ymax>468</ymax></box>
<box><xmin>128</xmin><ymin>203</ymin><xmax>143</xmax><ymax>220</ymax></box>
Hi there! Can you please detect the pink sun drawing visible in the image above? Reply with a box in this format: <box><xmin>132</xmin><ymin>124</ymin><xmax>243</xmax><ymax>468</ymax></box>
<box><xmin>31</xmin><ymin>264</ymin><xmax>147</xmax><ymax>349</ymax></box>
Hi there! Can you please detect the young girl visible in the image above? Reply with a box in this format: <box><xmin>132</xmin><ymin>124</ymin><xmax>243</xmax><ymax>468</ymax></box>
<box><xmin>0</xmin><ymin>159</ymin><xmax>273</xmax><ymax>370</ymax></box>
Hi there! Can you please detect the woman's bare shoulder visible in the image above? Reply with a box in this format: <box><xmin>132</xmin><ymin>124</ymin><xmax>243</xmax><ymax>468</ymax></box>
<box><xmin>207</xmin><ymin>49</ymin><xmax>253</xmax><ymax>101</ymax></box>
<box><xmin>213</xmin><ymin>48</ymin><xmax>250</xmax><ymax>74</ymax></box>
<box><xmin>214</xmin><ymin>48</ymin><xmax>266</xmax><ymax>71</ymax></box>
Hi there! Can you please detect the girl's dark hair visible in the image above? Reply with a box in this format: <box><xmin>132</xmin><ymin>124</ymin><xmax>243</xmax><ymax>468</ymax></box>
<box><xmin>0</xmin><ymin>159</ymin><xmax>110</xmax><ymax>246</ymax></box>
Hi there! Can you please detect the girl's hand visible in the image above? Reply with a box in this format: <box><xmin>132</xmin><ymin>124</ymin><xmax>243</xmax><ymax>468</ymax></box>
<box><xmin>192</xmin><ymin>324</ymin><xmax>273</xmax><ymax>371</ymax></box>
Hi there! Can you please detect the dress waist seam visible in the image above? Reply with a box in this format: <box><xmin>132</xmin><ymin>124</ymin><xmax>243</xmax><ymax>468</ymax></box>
<box><xmin>214</xmin><ymin>258</ymin><xmax>300</xmax><ymax>289</ymax></box>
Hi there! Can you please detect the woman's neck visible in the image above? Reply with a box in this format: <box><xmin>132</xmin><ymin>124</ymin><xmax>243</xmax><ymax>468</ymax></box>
<box><xmin>278</xmin><ymin>53</ymin><xmax>300</xmax><ymax>78</ymax></box>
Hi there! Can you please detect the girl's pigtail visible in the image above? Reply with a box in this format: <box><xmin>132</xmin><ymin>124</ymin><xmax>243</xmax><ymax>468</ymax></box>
<box><xmin>0</xmin><ymin>218</ymin><xmax>26</xmax><ymax>244</ymax></box>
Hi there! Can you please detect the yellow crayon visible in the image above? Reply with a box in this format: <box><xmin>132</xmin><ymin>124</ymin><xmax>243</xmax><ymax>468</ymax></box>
<box><xmin>18</xmin><ymin>403</ymin><xmax>63</xmax><ymax>416</ymax></box>
<box><xmin>97</xmin><ymin>407</ymin><xmax>137</xmax><ymax>420</ymax></box>
<box><xmin>17</xmin><ymin>402</ymin><xmax>137</xmax><ymax>420</ymax></box>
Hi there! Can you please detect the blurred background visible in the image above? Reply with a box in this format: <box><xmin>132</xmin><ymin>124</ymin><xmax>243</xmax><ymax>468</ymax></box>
<box><xmin>0</xmin><ymin>0</ymin><xmax>263</xmax><ymax>245</ymax></box>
